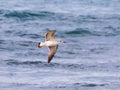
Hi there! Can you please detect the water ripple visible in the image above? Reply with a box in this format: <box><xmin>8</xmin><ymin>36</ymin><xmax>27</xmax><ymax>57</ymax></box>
<box><xmin>3</xmin><ymin>10</ymin><xmax>55</xmax><ymax>21</ymax></box>
<box><xmin>74</xmin><ymin>83</ymin><xmax>106</xmax><ymax>87</ymax></box>
<box><xmin>65</xmin><ymin>28</ymin><xmax>120</xmax><ymax>36</ymax></box>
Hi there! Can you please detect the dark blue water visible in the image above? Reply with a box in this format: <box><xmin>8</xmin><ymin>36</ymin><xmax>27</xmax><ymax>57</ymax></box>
<box><xmin>0</xmin><ymin>0</ymin><xmax>120</xmax><ymax>90</ymax></box>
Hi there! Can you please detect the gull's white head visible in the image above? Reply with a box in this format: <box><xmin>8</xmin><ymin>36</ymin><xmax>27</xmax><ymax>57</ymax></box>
<box><xmin>38</xmin><ymin>42</ymin><xmax>41</xmax><ymax>48</ymax></box>
<box><xmin>38</xmin><ymin>42</ymin><xmax>45</xmax><ymax>48</ymax></box>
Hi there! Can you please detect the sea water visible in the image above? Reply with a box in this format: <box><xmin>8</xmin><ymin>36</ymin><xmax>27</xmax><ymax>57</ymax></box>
<box><xmin>0</xmin><ymin>0</ymin><xmax>120</xmax><ymax>90</ymax></box>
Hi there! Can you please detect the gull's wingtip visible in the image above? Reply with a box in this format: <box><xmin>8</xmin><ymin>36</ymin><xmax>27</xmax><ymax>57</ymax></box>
<box><xmin>48</xmin><ymin>55</ymin><xmax>51</xmax><ymax>64</ymax></box>
<box><xmin>48</xmin><ymin>60</ymin><xmax>50</xmax><ymax>64</ymax></box>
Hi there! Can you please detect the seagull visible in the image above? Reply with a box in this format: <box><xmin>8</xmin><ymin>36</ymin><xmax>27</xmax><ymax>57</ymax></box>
<box><xmin>38</xmin><ymin>30</ymin><xmax>62</xmax><ymax>63</ymax></box>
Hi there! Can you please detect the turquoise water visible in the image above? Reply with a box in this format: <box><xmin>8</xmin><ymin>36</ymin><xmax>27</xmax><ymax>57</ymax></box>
<box><xmin>0</xmin><ymin>0</ymin><xmax>120</xmax><ymax>90</ymax></box>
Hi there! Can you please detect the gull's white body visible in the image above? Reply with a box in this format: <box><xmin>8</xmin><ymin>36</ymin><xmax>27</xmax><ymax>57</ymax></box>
<box><xmin>40</xmin><ymin>40</ymin><xmax>61</xmax><ymax>47</ymax></box>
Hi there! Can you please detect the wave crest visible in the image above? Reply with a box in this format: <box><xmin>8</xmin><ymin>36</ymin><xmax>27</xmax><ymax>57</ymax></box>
<box><xmin>65</xmin><ymin>28</ymin><xmax>120</xmax><ymax>36</ymax></box>
<box><xmin>3</xmin><ymin>10</ymin><xmax>55</xmax><ymax>20</ymax></box>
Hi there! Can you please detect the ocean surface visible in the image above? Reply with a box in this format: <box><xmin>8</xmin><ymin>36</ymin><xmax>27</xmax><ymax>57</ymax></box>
<box><xmin>0</xmin><ymin>0</ymin><xmax>120</xmax><ymax>90</ymax></box>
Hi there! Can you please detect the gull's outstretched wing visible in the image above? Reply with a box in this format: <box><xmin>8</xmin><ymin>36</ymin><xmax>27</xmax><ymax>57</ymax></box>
<box><xmin>45</xmin><ymin>30</ymin><xmax>56</xmax><ymax>41</ymax></box>
<box><xmin>48</xmin><ymin>45</ymin><xmax>58</xmax><ymax>63</ymax></box>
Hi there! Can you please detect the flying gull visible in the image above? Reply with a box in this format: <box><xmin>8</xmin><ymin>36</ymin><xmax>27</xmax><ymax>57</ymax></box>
<box><xmin>38</xmin><ymin>30</ymin><xmax>62</xmax><ymax>63</ymax></box>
